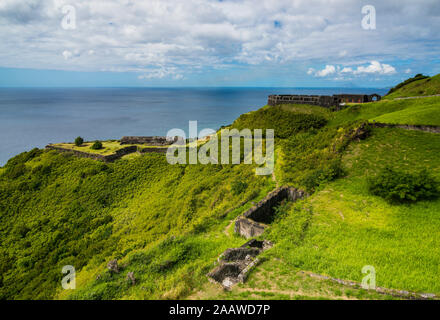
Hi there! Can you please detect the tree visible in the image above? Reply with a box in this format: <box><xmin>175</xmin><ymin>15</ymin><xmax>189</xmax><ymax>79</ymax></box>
<box><xmin>91</xmin><ymin>141</ymin><xmax>103</xmax><ymax>150</ymax></box>
<box><xmin>75</xmin><ymin>137</ymin><xmax>84</xmax><ymax>147</ymax></box>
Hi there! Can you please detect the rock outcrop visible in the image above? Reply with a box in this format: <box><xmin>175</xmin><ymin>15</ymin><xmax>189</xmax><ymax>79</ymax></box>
<box><xmin>107</xmin><ymin>259</ymin><xmax>119</xmax><ymax>273</ymax></box>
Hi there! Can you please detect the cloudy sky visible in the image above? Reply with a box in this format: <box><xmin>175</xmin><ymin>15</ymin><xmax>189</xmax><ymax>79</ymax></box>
<box><xmin>0</xmin><ymin>0</ymin><xmax>439</xmax><ymax>87</ymax></box>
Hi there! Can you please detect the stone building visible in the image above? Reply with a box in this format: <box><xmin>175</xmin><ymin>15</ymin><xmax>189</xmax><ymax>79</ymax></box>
<box><xmin>268</xmin><ymin>93</ymin><xmax>381</xmax><ymax>108</ymax></box>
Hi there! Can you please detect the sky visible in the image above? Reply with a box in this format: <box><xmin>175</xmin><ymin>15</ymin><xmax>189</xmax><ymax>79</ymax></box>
<box><xmin>0</xmin><ymin>0</ymin><xmax>439</xmax><ymax>87</ymax></box>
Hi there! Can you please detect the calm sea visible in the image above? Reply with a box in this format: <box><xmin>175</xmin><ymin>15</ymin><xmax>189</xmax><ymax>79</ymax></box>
<box><xmin>0</xmin><ymin>87</ymin><xmax>387</xmax><ymax>166</ymax></box>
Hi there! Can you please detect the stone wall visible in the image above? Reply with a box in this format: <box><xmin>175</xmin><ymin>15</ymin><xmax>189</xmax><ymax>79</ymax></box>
<box><xmin>268</xmin><ymin>94</ymin><xmax>381</xmax><ymax>108</ymax></box>
<box><xmin>235</xmin><ymin>187</ymin><xmax>306</xmax><ymax>239</ymax></box>
<box><xmin>370</xmin><ymin>122</ymin><xmax>440</xmax><ymax>134</ymax></box>
<box><xmin>207</xmin><ymin>240</ymin><xmax>273</xmax><ymax>289</ymax></box>
<box><xmin>120</xmin><ymin>136</ymin><xmax>182</xmax><ymax>146</ymax></box>
<box><xmin>268</xmin><ymin>94</ymin><xmax>338</xmax><ymax>108</ymax></box>
<box><xmin>138</xmin><ymin>147</ymin><xmax>169</xmax><ymax>154</ymax></box>
<box><xmin>45</xmin><ymin>145</ymin><xmax>137</xmax><ymax>162</ymax></box>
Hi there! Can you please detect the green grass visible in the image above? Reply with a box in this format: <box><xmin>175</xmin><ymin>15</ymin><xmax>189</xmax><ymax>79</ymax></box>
<box><xmin>53</xmin><ymin>140</ymin><xmax>131</xmax><ymax>155</ymax></box>
<box><xmin>2</xmin><ymin>77</ymin><xmax>440</xmax><ymax>300</ymax></box>
<box><xmin>384</xmin><ymin>74</ymin><xmax>440</xmax><ymax>99</ymax></box>
<box><xmin>330</xmin><ymin>96</ymin><xmax>440</xmax><ymax>127</ymax></box>
<box><xmin>371</xmin><ymin>97</ymin><xmax>440</xmax><ymax>126</ymax></box>
<box><xmin>276</xmin><ymin>103</ymin><xmax>332</xmax><ymax>119</ymax></box>
<box><xmin>52</xmin><ymin>140</ymin><xmax>174</xmax><ymax>156</ymax></box>
<box><xmin>0</xmin><ymin>149</ymin><xmax>274</xmax><ymax>299</ymax></box>
<box><xmin>266</xmin><ymin>128</ymin><xmax>440</xmax><ymax>294</ymax></box>
<box><xmin>193</xmin><ymin>259</ymin><xmax>398</xmax><ymax>300</ymax></box>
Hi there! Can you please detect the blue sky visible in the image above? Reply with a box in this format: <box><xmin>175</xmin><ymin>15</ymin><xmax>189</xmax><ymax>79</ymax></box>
<box><xmin>0</xmin><ymin>0</ymin><xmax>439</xmax><ymax>87</ymax></box>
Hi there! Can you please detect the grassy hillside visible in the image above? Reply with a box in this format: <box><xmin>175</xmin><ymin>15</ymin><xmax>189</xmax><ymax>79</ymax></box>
<box><xmin>1</xmin><ymin>79</ymin><xmax>440</xmax><ymax>300</ymax></box>
<box><xmin>0</xmin><ymin>150</ymin><xmax>273</xmax><ymax>299</ymax></box>
<box><xmin>330</xmin><ymin>96</ymin><xmax>440</xmax><ymax>127</ymax></box>
<box><xmin>384</xmin><ymin>74</ymin><xmax>440</xmax><ymax>99</ymax></box>
<box><xmin>266</xmin><ymin>128</ymin><xmax>440</xmax><ymax>294</ymax></box>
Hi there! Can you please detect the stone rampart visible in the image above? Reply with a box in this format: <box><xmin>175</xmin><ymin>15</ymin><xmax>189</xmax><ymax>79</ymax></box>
<box><xmin>45</xmin><ymin>145</ymin><xmax>137</xmax><ymax>162</ymax></box>
<box><xmin>370</xmin><ymin>122</ymin><xmax>440</xmax><ymax>134</ymax></box>
<box><xmin>120</xmin><ymin>136</ymin><xmax>182</xmax><ymax>146</ymax></box>
<box><xmin>235</xmin><ymin>187</ymin><xmax>306</xmax><ymax>239</ymax></box>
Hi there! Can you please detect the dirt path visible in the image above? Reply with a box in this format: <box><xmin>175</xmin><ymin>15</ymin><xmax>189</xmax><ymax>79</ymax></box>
<box><xmin>223</xmin><ymin>219</ymin><xmax>235</xmax><ymax>236</ymax></box>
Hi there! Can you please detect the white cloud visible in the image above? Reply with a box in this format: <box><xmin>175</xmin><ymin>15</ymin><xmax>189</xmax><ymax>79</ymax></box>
<box><xmin>62</xmin><ymin>49</ymin><xmax>80</xmax><ymax>60</ymax></box>
<box><xmin>309</xmin><ymin>61</ymin><xmax>397</xmax><ymax>78</ymax></box>
<box><xmin>0</xmin><ymin>0</ymin><xmax>438</xmax><ymax>81</ymax></box>
<box><xmin>353</xmin><ymin>61</ymin><xmax>396</xmax><ymax>75</ymax></box>
<box><xmin>315</xmin><ymin>65</ymin><xmax>336</xmax><ymax>77</ymax></box>
<box><xmin>137</xmin><ymin>67</ymin><xmax>183</xmax><ymax>80</ymax></box>
<box><xmin>341</xmin><ymin>67</ymin><xmax>353</xmax><ymax>73</ymax></box>
<box><xmin>62</xmin><ymin>50</ymin><xmax>72</xmax><ymax>60</ymax></box>
<box><xmin>405</xmin><ymin>68</ymin><xmax>412</xmax><ymax>74</ymax></box>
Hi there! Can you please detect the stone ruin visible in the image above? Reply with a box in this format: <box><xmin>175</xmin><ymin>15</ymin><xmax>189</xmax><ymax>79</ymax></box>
<box><xmin>120</xmin><ymin>136</ymin><xmax>183</xmax><ymax>146</ymax></box>
<box><xmin>235</xmin><ymin>186</ymin><xmax>306</xmax><ymax>239</ymax></box>
<box><xmin>208</xmin><ymin>187</ymin><xmax>305</xmax><ymax>289</ymax></box>
<box><xmin>45</xmin><ymin>135</ymin><xmax>183</xmax><ymax>162</ymax></box>
<box><xmin>45</xmin><ymin>145</ymin><xmax>137</xmax><ymax>163</ymax></box>
<box><xmin>207</xmin><ymin>239</ymin><xmax>273</xmax><ymax>289</ymax></box>
<box><xmin>267</xmin><ymin>93</ymin><xmax>381</xmax><ymax>109</ymax></box>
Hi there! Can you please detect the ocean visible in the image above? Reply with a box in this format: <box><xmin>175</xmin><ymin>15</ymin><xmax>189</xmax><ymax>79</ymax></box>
<box><xmin>0</xmin><ymin>87</ymin><xmax>387</xmax><ymax>166</ymax></box>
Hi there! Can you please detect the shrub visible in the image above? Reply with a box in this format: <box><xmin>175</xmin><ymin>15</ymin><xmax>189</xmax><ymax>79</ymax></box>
<box><xmin>5</xmin><ymin>163</ymin><xmax>27</xmax><ymax>179</ymax></box>
<box><xmin>231</xmin><ymin>180</ymin><xmax>248</xmax><ymax>195</ymax></box>
<box><xmin>75</xmin><ymin>136</ymin><xmax>84</xmax><ymax>147</ymax></box>
<box><xmin>91</xmin><ymin>141</ymin><xmax>103</xmax><ymax>150</ymax></box>
<box><xmin>302</xmin><ymin>159</ymin><xmax>344</xmax><ymax>192</ymax></box>
<box><xmin>368</xmin><ymin>167</ymin><xmax>439</xmax><ymax>203</ymax></box>
<box><xmin>231</xmin><ymin>107</ymin><xmax>327</xmax><ymax>139</ymax></box>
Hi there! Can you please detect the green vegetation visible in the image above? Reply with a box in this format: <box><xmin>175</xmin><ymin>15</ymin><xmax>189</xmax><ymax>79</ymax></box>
<box><xmin>90</xmin><ymin>141</ymin><xmax>103</xmax><ymax>150</ymax></box>
<box><xmin>386</xmin><ymin>74</ymin><xmax>430</xmax><ymax>96</ymax></box>
<box><xmin>231</xmin><ymin>105</ymin><xmax>327</xmax><ymax>138</ymax></box>
<box><xmin>384</xmin><ymin>74</ymin><xmax>440</xmax><ymax>99</ymax></box>
<box><xmin>368</xmin><ymin>167</ymin><xmax>439</xmax><ymax>203</ymax></box>
<box><xmin>266</xmin><ymin>128</ymin><xmax>440</xmax><ymax>295</ymax></box>
<box><xmin>53</xmin><ymin>140</ymin><xmax>123</xmax><ymax>156</ymax></box>
<box><xmin>0</xmin><ymin>148</ymin><xmax>273</xmax><ymax>299</ymax></box>
<box><xmin>329</xmin><ymin>96</ymin><xmax>440</xmax><ymax>127</ymax></box>
<box><xmin>75</xmin><ymin>137</ymin><xmax>84</xmax><ymax>147</ymax></box>
<box><xmin>1</xmin><ymin>75</ymin><xmax>440</xmax><ymax>300</ymax></box>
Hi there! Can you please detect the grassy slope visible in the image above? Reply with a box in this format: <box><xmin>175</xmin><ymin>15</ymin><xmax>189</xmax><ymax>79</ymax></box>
<box><xmin>384</xmin><ymin>74</ymin><xmax>440</xmax><ymax>100</ymax></box>
<box><xmin>1</xmin><ymin>87</ymin><xmax>440</xmax><ymax>300</ymax></box>
<box><xmin>266</xmin><ymin>128</ymin><xmax>440</xmax><ymax>294</ymax></box>
<box><xmin>329</xmin><ymin>96</ymin><xmax>440</xmax><ymax>127</ymax></box>
<box><xmin>197</xmin><ymin>97</ymin><xmax>440</xmax><ymax>298</ymax></box>
<box><xmin>52</xmin><ymin>140</ymin><xmax>170</xmax><ymax>156</ymax></box>
<box><xmin>0</xmin><ymin>150</ymin><xmax>274</xmax><ymax>299</ymax></box>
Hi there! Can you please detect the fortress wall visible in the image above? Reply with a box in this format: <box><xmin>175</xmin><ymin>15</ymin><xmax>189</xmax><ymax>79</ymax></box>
<box><xmin>268</xmin><ymin>95</ymin><xmax>339</xmax><ymax>108</ymax></box>
<box><xmin>138</xmin><ymin>147</ymin><xmax>169</xmax><ymax>154</ymax></box>
<box><xmin>235</xmin><ymin>187</ymin><xmax>306</xmax><ymax>239</ymax></box>
<box><xmin>370</xmin><ymin>122</ymin><xmax>440</xmax><ymax>134</ymax></box>
<box><xmin>120</xmin><ymin>136</ymin><xmax>181</xmax><ymax>146</ymax></box>
<box><xmin>268</xmin><ymin>94</ymin><xmax>381</xmax><ymax>108</ymax></box>
<box><xmin>45</xmin><ymin>145</ymin><xmax>137</xmax><ymax>162</ymax></box>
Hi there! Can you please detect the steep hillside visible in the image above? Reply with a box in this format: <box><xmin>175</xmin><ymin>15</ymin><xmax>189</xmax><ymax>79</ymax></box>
<box><xmin>0</xmin><ymin>151</ymin><xmax>273</xmax><ymax>299</ymax></box>
<box><xmin>330</xmin><ymin>96</ymin><xmax>440</xmax><ymax>127</ymax></box>
<box><xmin>1</xmin><ymin>81</ymin><xmax>440</xmax><ymax>300</ymax></box>
<box><xmin>384</xmin><ymin>74</ymin><xmax>440</xmax><ymax>99</ymax></box>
